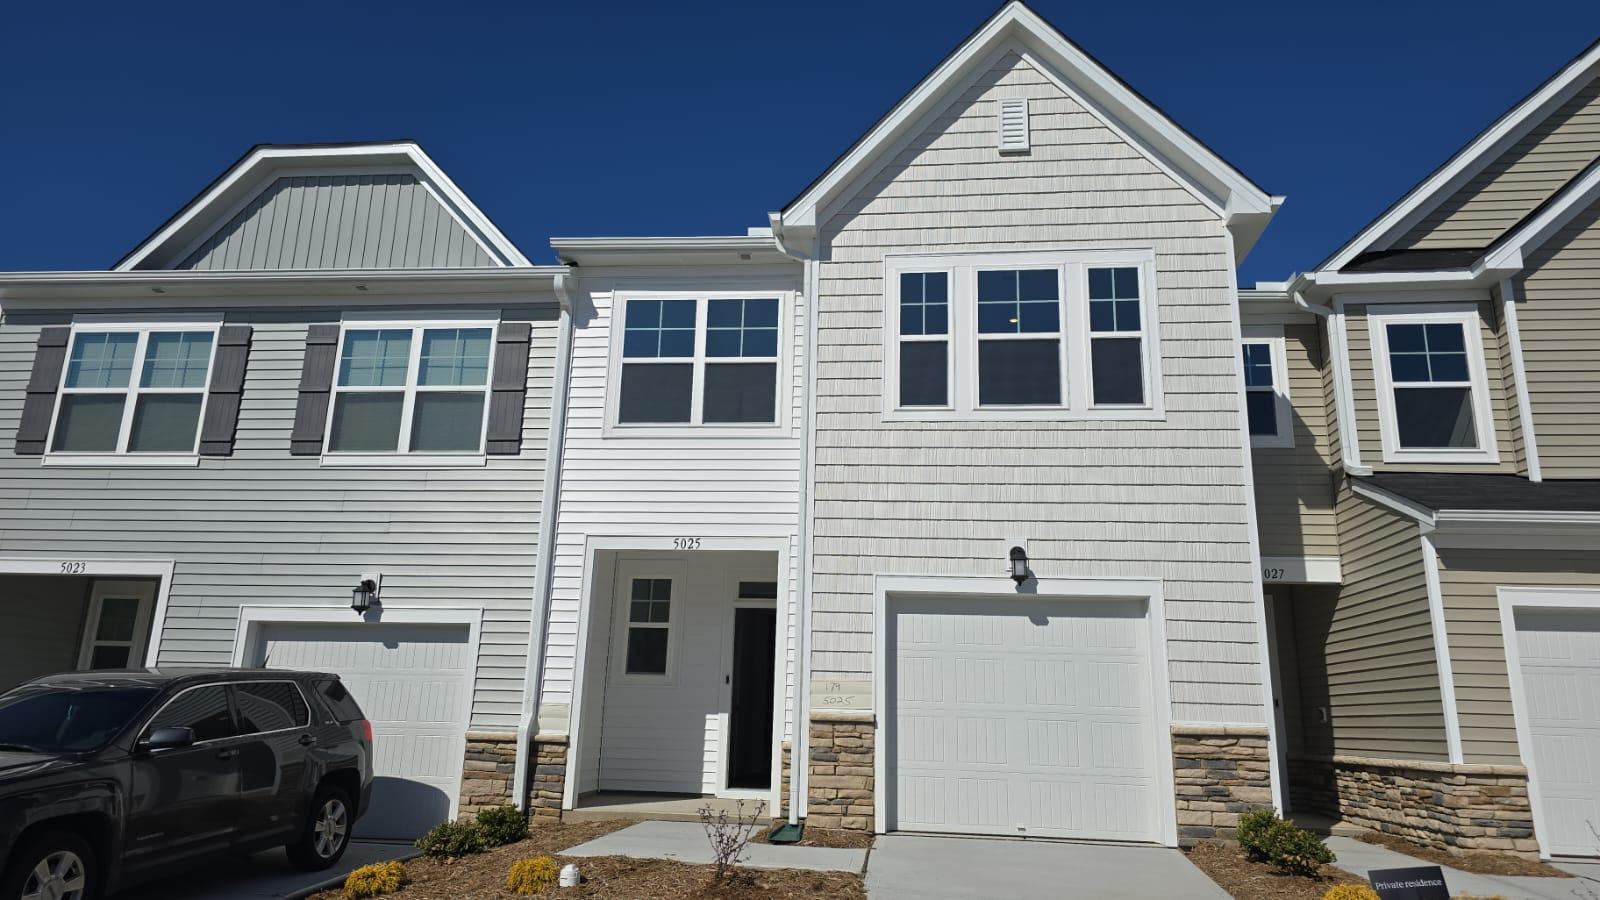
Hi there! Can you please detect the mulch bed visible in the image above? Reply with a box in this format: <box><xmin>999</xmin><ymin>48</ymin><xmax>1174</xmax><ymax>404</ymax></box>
<box><xmin>749</xmin><ymin>823</ymin><xmax>874</xmax><ymax>849</ymax></box>
<box><xmin>308</xmin><ymin>821</ymin><xmax>866</xmax><ymax>899</ymax></box>
<box><xmin>1355</xmin><ymin>831</ymin><xmax>1566</xmax><ymax>877</ymax></box>
<box><xmin>1184</xmin><ymin>841</ymin><xmax>1368</xmax><ymax>900</ymax></box>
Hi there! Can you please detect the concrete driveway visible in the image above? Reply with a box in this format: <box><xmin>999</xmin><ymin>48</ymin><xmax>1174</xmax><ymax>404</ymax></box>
<box><xmin>115</xmin><ymin>841</ymin><xmax>416</xmax><ymax>900</ymax></box>
<box><xmin>865</xmin><ymin>834</ymin><xmax>1228</xmax><ymax>900</ymax></box>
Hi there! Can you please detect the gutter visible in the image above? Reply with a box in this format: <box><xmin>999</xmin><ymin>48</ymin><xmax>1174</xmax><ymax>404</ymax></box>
<box><xmin>1289</xmin><ymin>275</ymin><xmax>1371</xmax><ymax>476</ymax></box>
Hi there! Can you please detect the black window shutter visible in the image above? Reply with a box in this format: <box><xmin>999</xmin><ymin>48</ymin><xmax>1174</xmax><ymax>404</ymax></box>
<box><xmin>199</xmin><ymin>325</ymin><xmax>252</xmax><ymax>456</ymax></box>
<box><xmin>485</xmin><ymin>322</ymin><xmax>532</xmax><ymax>455</ymax></box>
<box><xmin>290</xmin><ymin>324</ymin><xmax>341</xmax><ymax>455</ymax></box>
<box><xmin>15</xmin><ymin>326</ymin><xmax>71</xmax><ymax>455</ymax></box>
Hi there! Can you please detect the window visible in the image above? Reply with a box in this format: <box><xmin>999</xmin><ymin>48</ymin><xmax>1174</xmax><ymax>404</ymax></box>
<box><xmin>0</xmin><ymin>684</ymin><xmax>159</xmax><ymax>753</ymax></box>
<box><xmin>315</xmin><ymin>680</ymin><xmax>365</xmax><ymax>724</ymax></box>
<box><xmin>77</xmin><ymin>582</ymin><xmax>155</xmax><ymax>671</ymax></box>
<box><xmin>1241</xmin><ymin>330</ymin><xmax>1293</xmax><ymax>448</ymax></box>
<box><xmin>326</xmin><ymin>324</ymin><xmax>494</xmax><ymax>456</ymax></box>
<box><xmin>234</xmin><ymin>682</ymin><xmax>310</xmax><ymax>733</ymax></box>
<box><xmin>147</xmin><ymin>685</ymin><xmax>236</xmax><ymax>743</ymax></box>
<box><xmin>613</xmin><ymin>294</ymin><xmax>785</xmax><ymax>429</ymax></box>
<box><xmin>623</xmin><ymin>578</ymin><xmax>672</xmax><ymax>675</ymax></box>
<box><xmin>1369</xmin><ymin>305</ymin><xmax>1497</xmax><ymax>464</ymax></box>
<box><xmin>883</xmin><ymin>251</ymin><xmax>1160</xmax><ymax>419</ymax></box>
<box><xmin>49</xmin><ymin>326</ymin><xmax>217</xmax><ymax>457</ymax></box>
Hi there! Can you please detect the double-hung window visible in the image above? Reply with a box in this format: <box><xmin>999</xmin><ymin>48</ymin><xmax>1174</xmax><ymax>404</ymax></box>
<box><xmin>1240</xmin><ymin>329</ymin><xmax>1293</xmax><ymax>448</ymax></box>
<box><xmin>885</xmin><ymin>250</ymin><xmax>1160</xmax><ymax>418</ymax></box>
<box><xmin>1369</xmin><ymin>305</ymin><xmax>1497</xmax><ymax>463</ymax></box>
<box><xmin>49</xmin><ymin>324</ymin><xmax>218</xmax><ymax>460</ymax></box>
<box><xmin>326</xmin><ymin>323</ymin><xmax>494</xmax><ymax>457</ymax></box>
<box><xmin>613</xmin><ymin>293</ymin><xmax>785</xmax><ymax>430</ymax></box>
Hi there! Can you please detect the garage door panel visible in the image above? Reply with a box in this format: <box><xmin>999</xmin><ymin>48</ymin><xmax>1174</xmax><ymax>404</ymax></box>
<box><xmin>1514</xmin><ymin>607</ymin><xmax>1600</xmax><ymax>858</ymax></box>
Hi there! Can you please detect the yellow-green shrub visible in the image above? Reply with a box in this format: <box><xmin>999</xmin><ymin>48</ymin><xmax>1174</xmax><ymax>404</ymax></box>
<box><xmin>1322</xmin><ymin>885</ymin><xmax>1380</xmax><ymax>900</ymax></box>
<box><xmin>342</xmin><ymin>861</ymin><xmax>406</xmax><ymax>898</ymax></box>
<box><xmin>506</xmin><ymin>856</ymin><xmax>561</xmax><ymax>895</ymax></box>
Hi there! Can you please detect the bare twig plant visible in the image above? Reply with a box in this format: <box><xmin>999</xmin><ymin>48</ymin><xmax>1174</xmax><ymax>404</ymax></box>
<box><xmin>698</xmin><ymin>799</ymin><xmax>766</xmax><ymax>881</ymax></box>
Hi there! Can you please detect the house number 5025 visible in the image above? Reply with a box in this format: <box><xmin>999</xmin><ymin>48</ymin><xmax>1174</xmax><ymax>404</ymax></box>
<box><xmin>59</xmin><ymin>561</ymin><xmax>87</xmax><ymax>574</ymax></box>
<box><xmin>673</xmin><ymin>537</ymin><xmax>701</xmax><ymax>550</ymax></box>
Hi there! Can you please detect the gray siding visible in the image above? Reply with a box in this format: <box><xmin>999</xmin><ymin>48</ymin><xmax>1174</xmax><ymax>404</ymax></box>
<box><xmin>176</xmin><ymin>175</ymin><xmax>499</xmax><ymax>271</ymax></box>
<box><xmin>1436</xmin><ymin>548</ymin><xmax>1600</xmax><ymax>765</ymax></box>
<box><xmin>0</xmin><ymin>301</ymin><xmax>558</xmax><ymax>730</ymax></box>
<box><xmin>1245</xmin><ymin>319</ymin><xmax>1339</xmax><ymax>558</ymax></box>
<box><xmin>809</xmin><ymin>52</ymin><xmax>1266</xmax><ymax>725</ymax></box>
<box><xmin>1394</xmin><ymin>76</ymin><xmax>1600</xmax><ymax>249</ymax></box>
<box><xmin>0</xmin><ymin>574</ymin><xmax>91</xmax><ymax>688</ymax></box>
<box><xmin>1515</xmin><ymin>198</ymin><xmax>1600</xmax><ymax>478</ymax></box>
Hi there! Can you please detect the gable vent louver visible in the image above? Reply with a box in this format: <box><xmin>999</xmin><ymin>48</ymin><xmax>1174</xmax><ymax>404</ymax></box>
<box><xmin>998</xmin><ymin>98</ymin><xmax>1030</xmax><ymax>153</ymax></box>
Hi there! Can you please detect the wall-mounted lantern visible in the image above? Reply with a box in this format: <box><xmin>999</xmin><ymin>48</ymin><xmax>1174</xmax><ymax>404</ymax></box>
<box><xmin>1008</xmin><ymin>546</ymin><xmax>1030</xmax><ymax>585</ymax></box>
<box><xmin>351</xmin><ymin>574</ymin><xmax>381</xmax><ymax>614</ymax></box>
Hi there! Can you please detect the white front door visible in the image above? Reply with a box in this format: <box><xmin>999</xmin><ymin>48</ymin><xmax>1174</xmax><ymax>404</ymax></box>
<box><xmin>255</xmin><ymin>622</ymin><xmax>472</xmax><ymax>839</ymax></box>
<box><xmin>1515</xmin><ymin>608</ymin><xmax>1600</xmax><ymax>858</ymax></box>
<box><xmin>889</xmin><ymin>595</ymin><xmax>1161</xmax><ymax>842</ymax></box>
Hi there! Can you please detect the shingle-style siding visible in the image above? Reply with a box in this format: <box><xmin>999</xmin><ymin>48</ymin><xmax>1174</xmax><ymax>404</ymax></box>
<box><xmin>0</xmin><ymin>301</ymin><xmax>558</xmax><ymax>730</ymax></box>
<box><xmin>175</xmin><ymin>175</ymin><xmax>499</xmax><ymax>270</ymax></box>
<box><xmin>1242</xmin><ymin>315</ymin><xmax>1338</xmax><ymax>558</ymax></box>
<box><xmin>808</xmin><ymin>52</ymin><xmax>1266</xmax><ymax>725</ymax></box>
<box><xmin>1296</xmin><ymin>488</ymin><xmax>1448</xmax><ymax>759</ymax></box>
<box><xmin>1346</xmin><ymin>299</ymin><xmax>1518</xmax><ymax>473</ymax></box>
<box><xmin>1436</xmin><ymin>548</ymin><xmax>1600</xmax><ymax>765</ymax></box>
<box><xmin>1393</xmin><ymin>75</ymin><xmax>1600</xmax><ymax>249</ymax></box>
<box><xmin>1515</xmin><ymin>198</ymin><xmax>1600</xmax><ymax>478</ymax></box>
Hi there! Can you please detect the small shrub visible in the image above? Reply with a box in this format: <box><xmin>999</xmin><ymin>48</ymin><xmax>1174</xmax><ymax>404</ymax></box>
<box><xmin>1262</xmin><ymin>820</ymin><xmax>1336</xmax><ymax>876</ymax></box>
<box><xmin>506</xmin><ymin>856</ymin><xmax>561</xmax><ymax>895</ymax></box>
<box><xmin>476</xmin><ymin>804</ymin><xmax>529</xmax><ymax>847</ymax></box>
<box><xmin>342</xmin><ymin>861</ymin><xmax>405</xmax><ymax>898</ymax></box>
<box><xmin>415</xmin><ymin>819</ymin><xmax>489</xmax><ymax>859</ymax></box>
<box><xmin>698</xmin><ymin>799</ymin><xmax>765</xmax><ymax>881</ymax></box>
<box><xmin>1322</xmin><ymin>886</ymin><xmax>1380</xmax><ymax>900</ymax></box>
<box><xmin>1238</xmin><ymin>807</ymin><xmax>1279</xmax><ymax>860</ymax></box>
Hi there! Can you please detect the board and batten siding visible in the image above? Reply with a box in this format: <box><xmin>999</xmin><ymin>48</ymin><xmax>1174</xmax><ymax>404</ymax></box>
<box><xmin>0</xmin><ymin>301</ymin><xmax>558</xmax><ymax>730</ymax></box>
<box><xmin>536</xmin><ymin>266</ymin><xmax>805</xmax><ymax>746</ymax></box>
<box><xmin>1435</xmin><ymin>548</ymin><xmax>1600</xmax><ymax>765</ymax></box>
<box><xmin>809</xmin><ymin>52</ymin><xmax>1266</xmax><ymax>725</ymax></box>
<box><xmin>1296</xmin><ymin>488</ymin><xmax>1449</xmax><ymax>760</ymax></box>
<box><xmin>175</xmin><ymin>175</ymin><xmax>499</xmax><ymax>271</ymax></box>
<box><xmin>1345</xmin><ymin>299</ymin><xmax>1519</xmax><ymax>473</ymax></box>
<box><xmin>1515</xmin><ymin>198</ymin><xmax>1600</xmax><ymax>478</ymax></box>
<box><xmin>1393</xmin><ymin>75</ymin><xmax>1600</xmax><ymax>250</ymax></box>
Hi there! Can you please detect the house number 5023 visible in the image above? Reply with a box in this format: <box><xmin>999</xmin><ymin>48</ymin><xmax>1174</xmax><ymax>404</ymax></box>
<box><xmin>672</xmin><ymin>537</ymin><xmax>701</xmax><ymax>550</ymax></box>
<box><xmin>59</xmin><ymin>561</ymin><xmax>87</xmax><ymax>575</ymax></box>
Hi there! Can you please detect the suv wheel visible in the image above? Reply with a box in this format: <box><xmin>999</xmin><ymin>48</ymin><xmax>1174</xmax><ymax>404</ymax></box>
<box><xmin>286</xmin><ymin>785</ymin><xmax>353</xmax><ymax>871</ymax></box>
<box><xmin>2</xmin><ymin>831</ymin><xmax>96</xmax><ymax>900</ymax></box>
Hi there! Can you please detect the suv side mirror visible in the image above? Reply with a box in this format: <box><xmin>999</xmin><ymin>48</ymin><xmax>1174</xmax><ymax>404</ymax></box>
<box><xmin>140</xmin><ymin>726</ymin><xmax>196</xmax><ymax>753</ymax></box>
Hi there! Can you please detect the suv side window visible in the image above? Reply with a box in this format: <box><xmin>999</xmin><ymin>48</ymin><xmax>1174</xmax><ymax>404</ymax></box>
<box><xmin>234</xmin><ymin>682</ymin><xmax>310</xmax><ymax>734</ymax></box>
<box><xmin>314</xmin><ymin>679</ymin><xmax>364</xmax><ymax>723</ymax></box>
<box><xmin>147</xmin><ymin>685</ymin><xmax>235</xmax><ymax>742</ymax></box>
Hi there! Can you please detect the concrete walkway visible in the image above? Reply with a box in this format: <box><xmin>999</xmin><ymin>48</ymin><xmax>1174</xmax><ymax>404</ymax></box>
<box><xmin>1327</xmin><ymin>835</ymin><xmax>1597</xmax><ymax>900</ymax></box>
<box><xmin>116</xmin><ymin>841</ymin><xmax>417</xmax><ymax>900</ymax></box>
<box><xmin>560</xmin><ymin>820</ymin><xmax>868</xmax><ymax>873</ymax></box>
<box><xmin>865</xmin><ymin>834</ymin><xmax>1229</xmax><ymax>900</ymax></box>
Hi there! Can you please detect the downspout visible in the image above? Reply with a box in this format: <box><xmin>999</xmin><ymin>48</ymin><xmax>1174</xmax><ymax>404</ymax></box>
<box><xmin>769</xmin><ymin>214</ymin><xmax>814</xmax><ymax>828</ymax></box>
<box><xmin>1291</xmin><ymin>276</ymin><xmax>1369</xmax><ymax>476</ymax></box>
<box><xmin>512</xmin><ymin>272</ymin><xmax>577</xmax><ymax>812</ymax></box>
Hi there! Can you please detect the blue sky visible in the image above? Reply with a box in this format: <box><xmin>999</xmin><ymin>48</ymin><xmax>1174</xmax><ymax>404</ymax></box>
<box><xmin>2</xmin><ymin>1</ymin><xmax>1596</xmax><ymax>283</ymax></box>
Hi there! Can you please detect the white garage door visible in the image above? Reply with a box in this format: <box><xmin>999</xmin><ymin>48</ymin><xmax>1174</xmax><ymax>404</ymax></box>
<box><xmin>1515</xmin><ymin>608</ymin><xmax>1600</xmax><ymax>858</ymax></box>
<box><xmin>890</xmin><ymin>596</ymin><xmax>1161</xmax><ymax>842</ymax></box>
<box><xmin>256</xmin><ymin>622</ymin><xmax>473</xmax><ymax>840</ymax></box>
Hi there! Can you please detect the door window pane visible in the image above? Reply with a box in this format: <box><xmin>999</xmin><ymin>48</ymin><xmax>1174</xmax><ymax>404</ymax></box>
<box><xmin>978</xmin><ymin>339</ymin><xmax>1061</xmax><ymax>406</ymax></box>
<box><xmin>1395</xmin><ymin>386</ymin><xmax>1477</xmax><ymax>448</ymax></box>
<box><xmin>899</xmin><ymin>342</ymin><xmax>948</xmax><ymax>407</ymax></box>
<box><xmin>703</xmin><ymin>362</ymin><xmax>776</xmax><ymax>423</ymax></box>
<box><xmin>52</xmin><ymin>395</ymin><xmax>126</xmax><ymax>452</ymax></box>
<box><xmin>65</xmin><ymin>332</ymin><xmax>138</xmax><ymax>388</ymax></box>
<box><xmin>1091</xmin><ymin>338</ymin><xmax>1144</xmax><ymax>405</ymax></box>
<box><xmin>417</xmin><ymin>328</ymin><xmax>492</xmax><ymax>386</ymax></box>
<box><xmin>95</xmin><ymin>597</ymin><xmax>140</xmax><ymax>642</ymax></box>
<box><xmin>90</xmin><ymin>646</ymin><xmax>131</xmax><ymax>669</ymax></box>
<box><xmin>149</xmin><ymin>686</ymin><xmax>235</xmax><ymax>742</ymax></box>
<box><xmin>328</xmin><ymin>393</ymin><xmax>404</xmax><ymax>452</ymax></box>
<box><xmin>127</xmin><ymin>394</ymin><xmax>203</xmax><ymax>452</ymax></box>
<box><xmin>235</xmin><ymin>683</ymin><xmax>310</xmax><ymax>733</ymax></box>
<box><xmin>618</xmin><ymin>363</ymin><xmax>693</xmax><ymax>423</ymax></box>
<box><xmin>410</xmin><ymin>393</ymin><xmax>486</xmax><ymax>452</ymax></box>
<box><xmin>140</xmin><ymin>332</ymin><xmax>214</xmax><ymax>388</ymax></box>
<box><xmin>338</xmin><ymin>330</ymin><xmax>412</xmax><ymax>386</ymax></box>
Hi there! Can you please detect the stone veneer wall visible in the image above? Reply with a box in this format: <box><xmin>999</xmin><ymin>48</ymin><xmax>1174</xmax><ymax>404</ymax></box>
<box><xmin>528</xmin><ymin>735</ymin><xmax>568</xmax><ymax>824</ymax></box>
<box><xmin>1290</xmin><ymin>754</ymin><xmax>1537</xmax><ymax>858</ymax></box>
<box><xmin>807</xmin><ymin>711</ymin><xmax>875</xmax><ymax>830</ymax></box>
<box><xmin>779</xmin><ymin>741</ymin><xmax>792</xmax><ymax>817</ymax></box>
<box><xmin>459</xmin><ymin>730</ymin><xmax>519</xmax><ymax>818</ymax></box>
<box><xmin>1172</xmin><ymin>725</ymin><xmax>1274</xmax><ymax>845</ymax></box>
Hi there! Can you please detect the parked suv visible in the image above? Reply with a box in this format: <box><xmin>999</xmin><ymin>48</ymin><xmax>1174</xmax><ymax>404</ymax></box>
<box><xmin>0</xmin><ymin>668</ymin><xmax>373</xmax><ymax>900</ymax></box>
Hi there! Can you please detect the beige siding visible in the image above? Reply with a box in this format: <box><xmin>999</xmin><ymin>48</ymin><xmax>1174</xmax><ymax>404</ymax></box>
<box><xmin>1322</xmin><ymin>318</ymin><xmax>1343</xmax><ymax>469</ymax></box>
<box><xmin>1243</xmin><ymin>317</ymin><xmax>1338</xmax><ymax>558</ymax></box>
<box><xmin>1515</xmin><ymin>198</ymin><xmax>1600</xmax><ymax>478</ymax></box>
<box><xmin>1394</xmin><ymin>76</ymin><xmax>1600</xmax><ymax>249</ymax></box>
<box><xmin>1436</xmin><ymin>549</ymin><xmax>1600</xmax><ymax>765</ymax></box>
<box><xmin>1293</xmin><ymin>489</ymin><xmax>1448</xmax><ymax>760</ymax></box>
<box><xmin>810</xmin><ymin>52</ymin><xmax>1265</xmax><ymax>725</ymax></box>
<box><xmin>1346</xmin><ymin>299</ymin><xmax>1518</xmax><ymax>473</ymax></box>
<box><xmin>1492</xmin><ymin>282</ymin><xmax>1530</xmax><ymax>475</ymax></box>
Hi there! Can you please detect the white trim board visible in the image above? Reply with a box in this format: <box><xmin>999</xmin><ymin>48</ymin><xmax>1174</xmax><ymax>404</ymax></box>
<box><xmin>1498</xmin><ymin>280</ymin><xmax>1542</xmax><ymax>482</ymax></box>
<box><xmin>1260</xmin><ymin>556</ymin><xmax>1342</xmax><ymax>585</ymax></box>
<box><xmin>1421</xmin><ymin>535</ymin><xmax>1465</xmax><ymax>764</ymax></box>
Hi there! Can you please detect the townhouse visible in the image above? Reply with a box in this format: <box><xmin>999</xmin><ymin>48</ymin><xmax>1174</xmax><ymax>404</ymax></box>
<box><xmin>2</xmin><ymin>2</ymin><xmax>1596</xmax><ymax>861</ymax></box>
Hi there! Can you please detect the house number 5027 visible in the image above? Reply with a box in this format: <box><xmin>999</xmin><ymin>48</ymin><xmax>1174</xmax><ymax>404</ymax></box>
<box><xmin>673</xmin><ymin>537</ymin><xmax>701</xmax><ymax>550</ymax></box>
<box><xmin>59</xmin><ymin>561</ymin><xmax>87</xmax><ymax>574</ymax></box>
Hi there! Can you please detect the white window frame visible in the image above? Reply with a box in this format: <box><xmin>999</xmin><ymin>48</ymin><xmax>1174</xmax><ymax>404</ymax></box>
<box><xmin>891</xmin><ymin>268</ymin><xmax>956</xmax><ymax>410</ymax></box>
<box><xmin>320</xmin><ymin>317</ymin><xmax>498</xmax><ymax>467</ymax></box>
<box><xmin>604</xmin><ymin>290</ymin><xmax>791</xmax><ymax>437</ymax></box>
<box><xmin>1241</xmin><ymin>326</ymin><xmax>1294</xmax><ymax>449</ymax></box>
<box><xmin>610</xmin><ymin>561</ymin><xmax>686</xmax><ymax>684</ymax></box>
<box><xmin>1369</xmin><ymin>303</ymin><xmax>1499</xmax><ymax>465</ymax></box>
<box><xmin>882</xmin><ymin>249</ymin><xmax>1162</xmax><ymax>421</ymax></box>
<box><xmin>44</xmin><ymin>319</ymin><xmax>222</xmax><ymax>467</ymax></box>
<box><xmin>76</xmin><ymin>579</ymin><xmax>157</xmax><ymax>670</ymax></box>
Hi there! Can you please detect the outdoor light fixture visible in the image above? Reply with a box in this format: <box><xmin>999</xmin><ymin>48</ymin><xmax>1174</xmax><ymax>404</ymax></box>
<box><xmin>350</xmin><ymin>575</ymin><xmax>380</xmax><ymax>614</ymax></box>
<box><xmin>1008</xmin><ymin>546</ymin><xmax>1029</xmax><ymax>584</ymax></box>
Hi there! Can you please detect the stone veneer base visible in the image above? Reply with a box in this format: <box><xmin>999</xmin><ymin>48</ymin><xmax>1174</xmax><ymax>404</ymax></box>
<box><xmin>529</xmin><ymin>735</ymin><xmax>569</xmax><ymax>824</ymax></box>
<box><xmin>1290</xmin><ymin>754</ymin><xmax>1537</xmax><ymax>858</ymax></box>
<box><xmin>806</xmin><ymin>711</ymin><xmax>875</xmax><ymax>831</ymax></box>
<box><xmin>1172</xmin><ymin>725</ymin><xmax>1274</xmax><ymax>846</ymax></box>
<box><xmin>459</xmin><ymin>730</ymin><xmax>519</xmax><ymax>818</ymax></box>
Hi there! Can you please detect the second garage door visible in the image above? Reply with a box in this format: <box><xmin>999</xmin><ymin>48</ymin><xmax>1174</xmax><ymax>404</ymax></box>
<box><xmin>1514</xmin><ymin>608</ymin><xmax>1600</xmax><ymax>858</ymax></box>
<box><xmin>889</xmin><ymin>595</ymin><xmax>1162</xmax><ymax>842</ymax></box>
<box><xmin>254</xmin><ymin>621</ymin><xmax>473</xmax><ymax>839</ymax></box>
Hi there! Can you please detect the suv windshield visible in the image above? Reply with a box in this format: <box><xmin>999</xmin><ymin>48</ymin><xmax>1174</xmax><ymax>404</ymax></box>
<box><xmin>0</xmin><ymin>684</ymin><xmax>160</xmax><ymax>753</ymax></box>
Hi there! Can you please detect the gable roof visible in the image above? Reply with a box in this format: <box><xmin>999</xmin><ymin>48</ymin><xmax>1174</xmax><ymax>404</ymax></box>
<box><xmin>770</xmin><ymin>1</ymin><xmax>1280</xmax><ymax>260</ymax></box>
<box><xmin>116</xmin><ymin>141</ymin><xmax>530</xmax><ymax>270</ymax></box>
<box><xmin>1317</xmin><ymin>36</ymin><xmax>1600</xmax><ymax>274</ymax></box>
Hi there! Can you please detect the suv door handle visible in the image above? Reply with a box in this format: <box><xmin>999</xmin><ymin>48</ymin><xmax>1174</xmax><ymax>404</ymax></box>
<box><xmin>298</xmin><ymin>734</ymin><xmax>317</xmax><ymax>747</ymax></box>
<box><xmin>216</xmin><ymin>748</ymin><xmax>239</xmax><ymax>760</ymax></box>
